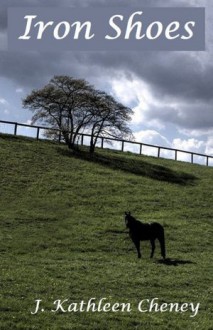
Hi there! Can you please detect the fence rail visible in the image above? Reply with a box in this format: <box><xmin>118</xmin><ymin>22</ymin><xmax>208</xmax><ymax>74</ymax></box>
<box><xmin>0</xmin><ymin>119</ymin><xmax>213</xmax><ymax>166</ymax></box>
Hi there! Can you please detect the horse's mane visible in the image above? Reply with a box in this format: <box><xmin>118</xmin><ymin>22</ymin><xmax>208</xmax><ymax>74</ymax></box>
<box><xmin>125</xmin><ymin>212</ymin><xmax>137</xmax><ymax>222</ymax></box>
<box><xmin>129</xmin><ymin>215</ymin><xmax>137</xmax><ymax>222</ymax></box>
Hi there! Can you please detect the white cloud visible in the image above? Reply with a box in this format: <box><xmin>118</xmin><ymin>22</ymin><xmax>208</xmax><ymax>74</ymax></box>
<box><xmin>0</xmin><ymin>97</ymin><xmax>8</xmax><ymax>105</ymax></box>
<box><xmin>134</xmin><ymin>130</ymin><xmax>170</xmax><ymax>147</ymax></box>
<box><xmin>171</xmin><ymin>138</ymin><xmax>207</xmax><ymax>163</ymax></box>
<box><xmin>206</xmin><ymin>137</ymin><xmax>213</xmax><ymax>155</ymax></box>
<box><xmin>172</xmin><ymin>138</ymin><xmax>206</xmax><ymax>153</ymax></box>
<box><xmin>109</xmin><ymin>74</ymin><xmax>213</xmax><ymax>137</ymax></box>
<box><xmin>99</xmin><ymin>74</ymin><xmax>213</xmax><ymax>163</ymax></box>
<box><xmin>121</xmin><ymin>129</ymin><xmax>172</xmax><ymax>157</ymax></box>
<box><xmin>110</xmin><ymin>75</ymin><xmax>166</xmax><ymax>129</ymax></box>
<box><xmin>111</xmin><ymin>76</ymin><xmax>139</xmax><ymax>106</ymax></box>
<box><xmin>15</xmin><ymin>88</ymin><xmax>24</xmax><ymax>93</ymax></box>
<box><xmin>178</xmin><ymin>128</ymin><xmax>213</xmax><ymax>138</ymax></box>
<box><xmin>125</xmin><ymin>133</ymin><xmax>211</xmax><ymax>164</ymax></box>
<box><xmin>137</xmin><ymin>130</ymin><xmax>172</xmax><ymax>157</ymax></box>
<box><xmin>24</xmin><ymin>119</ymin><xmax>32</xmax><ymax>125</ymax></box>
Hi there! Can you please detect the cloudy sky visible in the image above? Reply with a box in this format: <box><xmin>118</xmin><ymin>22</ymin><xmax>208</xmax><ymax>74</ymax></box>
<box><xmin>0</xmin><ymin>0</ymin><xmax>212</xmax><ymax>164</ymax></box>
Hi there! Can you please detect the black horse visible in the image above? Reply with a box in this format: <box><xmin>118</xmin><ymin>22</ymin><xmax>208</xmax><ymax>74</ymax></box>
<box><xmin>124</xmin><ymin>212</ymin><xmax>166</xmax><ymax>259</ymax></box>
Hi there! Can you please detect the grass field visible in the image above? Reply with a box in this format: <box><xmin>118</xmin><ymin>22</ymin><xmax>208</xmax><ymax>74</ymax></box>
<box><xmin>0</xmin><ymin>134</ymin><xmax>212</xmax><ymax>330</ymax></box>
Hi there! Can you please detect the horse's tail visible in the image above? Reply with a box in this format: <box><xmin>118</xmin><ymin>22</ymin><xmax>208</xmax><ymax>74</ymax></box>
<box><xmin>158</xmin><ymin>226</ymin><xmax>166</xmax><ymax>259</ymax></box>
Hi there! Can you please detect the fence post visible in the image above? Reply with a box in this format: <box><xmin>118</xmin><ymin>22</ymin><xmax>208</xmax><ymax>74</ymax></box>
<box><xmin>121</xmin><ymin>141</ymin><xmax>124</xmax><ymax>152</ymax></box>
<box><xmin>158</xmin><ymin>147</ymin><xmax>161</xmax><ymax>158</ymax></box>
<box><xmin>14</xmin><ymin>123</ymin><xmax>17</xmax><ymax>136</ymax></box>
<box><xmin>81</xmin><ymin>134</ymin><xmax>84</xmax><ymax>146</ymax></box>
<box><xmin>1</xmin><ymin>119</ymin><xmax>212</xmax><ymax>167</ymax></box>
<box><xmin>36</xmin><ymin>127</ymin><xmax>40</xmax><ymax>140</ymax></box>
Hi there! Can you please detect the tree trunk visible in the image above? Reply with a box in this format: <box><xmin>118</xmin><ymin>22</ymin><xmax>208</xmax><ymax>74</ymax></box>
<box><xmin>67</xmin><ymin>141</ymin><xmax>75</xmax><ymax>150</ymax></box>
<box><xmin>89</xmin><ymin>143</ymin><xmax>95</xmax><ymax>154</ymax></box>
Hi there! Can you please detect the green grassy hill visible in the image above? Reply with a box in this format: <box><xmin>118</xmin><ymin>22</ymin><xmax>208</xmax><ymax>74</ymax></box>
<box><xmin>0</xmin><ymin>134</ymin><xmax>212</xmax><ymax>330</ymax></box>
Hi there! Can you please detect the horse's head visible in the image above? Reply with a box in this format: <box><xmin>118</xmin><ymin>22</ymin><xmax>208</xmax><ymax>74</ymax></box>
<box><xmin>124</xmin><ymin>211</ymin><xmax>135</xmax><ymax>228</ymax></box>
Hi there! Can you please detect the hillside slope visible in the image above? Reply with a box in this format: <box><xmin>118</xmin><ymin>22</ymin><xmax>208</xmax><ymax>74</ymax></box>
<box><xmin>0</xmin><ymin>134</ymin><xmax>212</xmax><ymax>330</ymax></box>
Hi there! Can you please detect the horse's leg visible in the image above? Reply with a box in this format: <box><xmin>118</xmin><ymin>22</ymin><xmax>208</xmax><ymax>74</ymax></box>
<box><xmin>158</xmin><ymin>230</ymin><xmax>166</xmax><ymax>259</ymax></box>
<box><xmin>150</xmin><ymin>239</ymin><xmax>155</xmax><ymax>258</ymax></box>
<box><xmin>133</xmin><ymin>239</ymin><xmax>141</xmax><ymax>258</ymax></box>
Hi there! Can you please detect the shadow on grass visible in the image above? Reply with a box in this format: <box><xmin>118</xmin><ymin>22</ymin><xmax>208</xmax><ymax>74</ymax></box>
<box><xmin>105</xmin><ymin>229</ymin><xmax>127</xmax><ymax>234</ymax></box>
<box><xmin>58</xmin><ymin>148</ymin><xmax>198</xmax><ymax>186</ymax></box>
<box><xmin>156</xmin><ymin>258</ymin><xmax>196</xmax><ymax>266</ymax></box>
